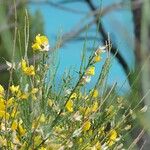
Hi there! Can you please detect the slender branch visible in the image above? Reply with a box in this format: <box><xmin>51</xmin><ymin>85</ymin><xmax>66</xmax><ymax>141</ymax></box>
<box><xmin>28</xmin><ymin>0</ymin><xmax>86</xmax><ymax>14</ymax></box>
<box><xmin>128</xmin><ymin>129</ymin><xmax>145</xmax><ymax>150</ymax></box>
<box><xmin>67</xmin><ymin>36</ymin><xmax>100</xmax><ymax>42</ymax></box>
<box><xmin>59</xmin><ymin>0</ymin><xmax>85</xmax><ymax>4</ymax></box>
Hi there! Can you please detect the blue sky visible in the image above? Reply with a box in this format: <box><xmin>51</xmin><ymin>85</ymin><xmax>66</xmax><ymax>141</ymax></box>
<box><xmin>28</xmin><ymin>0</ymin><xmax>134</xmax><ymax>93</ymax></box>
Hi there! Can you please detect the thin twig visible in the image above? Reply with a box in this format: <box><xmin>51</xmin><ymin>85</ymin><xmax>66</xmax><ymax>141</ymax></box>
<box><xmin>28</xmin><ymin>0</ymin><xmax>86</xmax><ymax>14</ymax></box>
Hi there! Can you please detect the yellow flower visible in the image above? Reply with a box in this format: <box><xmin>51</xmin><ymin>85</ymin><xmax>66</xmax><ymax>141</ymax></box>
<box><xmin>85</xmin><ymin>107</ymin><xmax>92</xmax><ymax>116</ymax></box>
<box><xmin>0</xmin><ymin>110</ymin><xmax>9</xmax><ymax>119</ymax></box>
<box><xmin>79</xmin><ymin>106</ymin><xmax>86</xmax><ymax>114</ymax></box>
<box><xmin>66</xmin><ymin>99</ymin><xmax>73</xmax><ymax>112</ymax></box>
<box><xmin>25</xmin><ymin>65</ymin><xmax>35</xmax><ymax>76</ymax></box>
<box><xmin>31</xmin><ymin>88</ymin><xmax>38</xmax><ymax>94</ymax></box>
<box><xmin>107</xmin><ymin>129</ymin><xmax>117</xmax><ymax>146</ymax></box>
<box><xmin>54</xmin><ymin>126</ymin><xmax>63</xmax><ymax>133</ymax></box>
<box><xmin>20</xmin><ymin>93</ymin><xmax>29</xmax><ymax>100</ymax></box>
<box><xmin>39</xmin><ymin>114</ymin><xmax>46</xmax><ymax>123</ymax></box>
<box><xmin>92</xmin><ymin>89</ymin><xmax>99</xmax><ymax>98</ymax></box>
<box><xmin>89</xmin><ymin>129</ymin><xmax>93</xmax><ymax>136</ymax></box>
<box><xmin>9</xmin><ymin>85</ymin><xmax>20</xmax><ymax>94</ymax></box>
<box><xmin>21</xmin><ymin>59</ymin><xmax>35</xmax><ymax>76</ymax></box>
<box><xmin>91</xmin><ymin>141</ymin><xmax>102</xmax><ymax>150</ymax></box>
<box><xmin>47</xmin><ymin>99</ymin><xmax>53</xmax><ymax>107</ymax></box>
<box><xmin>21</xmin><ymin>59</ymin><xmax>27</xmax><ymax>70</ymax></box>
<box><xmin>79</xmin><ymin>106</ymin><xmax>92</xmax><ymax>116</ymax></box>
<box><xmin>70</xmin><ymin>92</ymin><xmax>77</xmax><ymax>99</ymax></box>
<box><xmin>11</xmin><ymin>107</ymin><xmax>19</xmax><ymax>118</ymax></box>
<box><xmin>34</xmin><ymin>135</ymin><xmax>42</xmax><ymax>146</ymax></box>
<box><xmin>32</xmin><ymin>119</ymin><xmax>39</xmax><ymax>129</ymax></box>
<box><xmin>16</xmin><ymin>90</ymin><xmax>22</xmax><ymax>98</ymax></box>
<box><xmin>86</xmin><ymin>66</ymin><xmax>95</xmax><ymax>76</ymax></box>
<box><xmin>92</xmin><ymin>101</ymin><xmax>99</xmax><ymax>112</ymax></box>
<box><xmin>98</xmin><ymin>126</ymin><xmax>105</xmax><ymax>136</ymax></box>
<box><xmin>32</xmin><ymin>34</ymin><xmax>49</xmax><ymax>52</ymax></box>
<box><xmin>39</xmin><ymin>147</ymin><xmax>46</xmax><ymax>150</ymax></box>
<box><xmin>32</xmin><ymin>95</ymin><xmax>37</xmax><ymax>101</ymax></box>
<box><xmin>0</xmin><ymin>98</ymin><xmax>11</xmax><ymax>119</ymax></box>
<box><xmin>79</xmin><ymin>138</ymin><xmax>83</xmax><ymax>143</ymax></box>
<box><xmin>7</xmin><ymin>97</ymin><xmax>14</xmax><ymax>107</ymax></box>
<box><xmin>11</xmin><ymin>120</ymin><xmax>18</xmax><ymax>131</ymax></box>
<box><xmin>109</xmin><ymin>129</ymin><xmax>117</xmax><ymax>141</ymax></box>
<box><xmin>106</xmin><ymin>105</ymin><xmax>114</xmax><ymax>116</ymax></box>
<box><xmin>18</xmin><ymin>123</ymin><xmax>26</xmax><ymax>136</ymax></box>
<box><xmin>32</xmin><ymin>43</ymin><xmax>41</xmax><ymax>50</ymax></box>
<box><xmin>83</xmin><ymin>120</ymin><xmax>91</xmax><ymax>131</ymax></box>
<box><xmin>93</xmin><ymin>55</ymin><xmax>101</xmax><ymax>63</ymax></box>
<box><xmin>0</xmin><ymin>84</ymin><xmax>5</xmax><ymax>97</ymax></box>
<box><xmin>0</xmin><ymin>98</ymin><xmax>5</xmax><ymax>111</ymax></box>
<box><xmin>0</xmin><ymin>110</ymin><xmax>5</xmax><ymax>117</ymax></box>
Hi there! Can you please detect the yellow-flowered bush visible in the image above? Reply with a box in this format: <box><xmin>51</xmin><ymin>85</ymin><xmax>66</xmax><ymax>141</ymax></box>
<box><xmin>0</xmin><ymin>34</ymin><xmax>142</xmax><ymax>150</ymax></box>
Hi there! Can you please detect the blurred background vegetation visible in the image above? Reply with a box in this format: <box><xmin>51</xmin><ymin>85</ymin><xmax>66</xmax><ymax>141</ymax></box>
<box><xmin>0</xmin><ymin>0</ymin><xmax>150</xmax><ymax>149</ymax></box>
<box><xmin>0</xmin><ymin>0</ymin><xmax>44</xmax><ymax>87</ymax></box>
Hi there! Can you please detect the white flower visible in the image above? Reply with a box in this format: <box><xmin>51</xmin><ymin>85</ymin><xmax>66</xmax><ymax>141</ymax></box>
<box><xmin>140</xmin><ymin>105</ymin><xmax>148</xmax><ymax>113</ymax></box>
<box><xmin>58</xmin><ymin>146</ymin><xmax>65</xmax><ymax>150</ymax></box>
<box><xmin>72</xmin><ymin>128</ymin><xmax>82</xmax><ymax>137</ymax></box>
<box><xmin>95</xmin><ymin>45</ymin><xmax>107</xmax><ymax>55</ymax></box>
<box><xmin>117</xmin><ymin>143</ymin><xmax>124</xmax><ymax>149</ymax></box>
<box><xmin>43</xmin><ymin>43</ymin><xmax>50</xmax><ymax>51</ymax></box>
<box><xmin>67</xmin><ymin>140</ymin><xmax>73</xmax><ymax>148</ymax></box>
<box><xmin>125</xmin><ymin>125</ymin><xmax>131</xmax><ymax>130</ymax></box>
<box><xmin>101</xmin><ymin>143</ymin><xmax>108</xmax><ymax>150</ymax></box>
<box><xmin>65</xmin><ymin>88</ymin><xmax>72</xmax><ymax>96</ymax></box>
<box><xmin>6</xmin><ymin>60</ymin><xmax>16</xmax><ymax>70</ymax></box>
<box><xmin>72</xmin><ymin>111</ymin><xmax>82</xmax><ymax>121</ymax></box>
<box><xmin>82</xmin><ymin>75</ymin><xmax>91</xmax><ymax>84</ymax></box>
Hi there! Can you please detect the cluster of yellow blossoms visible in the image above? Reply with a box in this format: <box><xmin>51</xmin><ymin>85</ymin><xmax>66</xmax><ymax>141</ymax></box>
<box><xmin>21</xmin><ymin>59</ymin><xmax>35</xmax><ymax>76</ymax></box>
<box><xmin>81</xmin><ymin>46</ymin><xmax>106</xmax><ymax>85</ymax></box>
<box><xmin>0</xmin><ymin>34</ymin><xmax>50</xmax><ymax>149</ymax></box>
<box><xmin>62</xmin><ymin>45</ymin><xmax>125</xmax><ymax>149</ymax></box>
<box><xmin>32</xmin><ymin>34</ymin><xmax>50</xmax><ymax>52</ymax></box>
<box><xmin>20</xmin><ymin>34</ymin><xmax>50</xmax><ymax>76</ymax></box>
<box><xmin>64</xmin><ymin>87</ymin><xmax>121</xmax><ymax>149</ymax></box>
<box><xmin>65</xmin><ymin>46</ymin><xmax>106</xmax><ymax>114</ymax></box>
<box><xmin>0</xmin><ymin>83</ymin><xmax>41</xmax><ymax>148</ymax></box>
